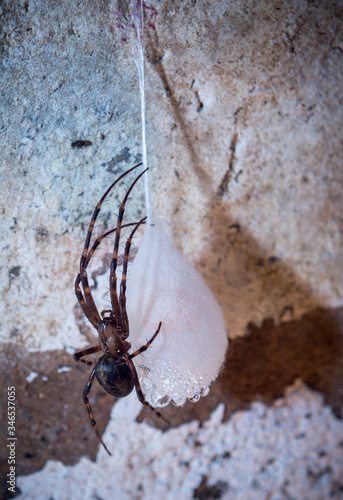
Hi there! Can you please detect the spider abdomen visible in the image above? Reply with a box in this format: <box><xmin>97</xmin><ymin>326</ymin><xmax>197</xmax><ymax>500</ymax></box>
<box><xmin>95</xmin><ymin>356</ymin><xmax>134</xmax><ymax>398</ymax></box>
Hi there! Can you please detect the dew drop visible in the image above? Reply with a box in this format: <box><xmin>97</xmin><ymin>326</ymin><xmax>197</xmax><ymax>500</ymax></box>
<box><xmin>171</xmin><ymin>394</ymin><xmax>187</xmax><ymax>407</ymax></box>
<box><xmin>152</xmin><ymin>394</ymin><xmax>171</xmax><ymax>407</ymax></box>
<box><xmin>188</xmin><ymin>393</ymin><xmax>201</xmax><ymax>403</ymax></box>
<box><xmin>200</xmin><ymin>386</ymin><xmax>210</xmax><ymax>397</ymax></box>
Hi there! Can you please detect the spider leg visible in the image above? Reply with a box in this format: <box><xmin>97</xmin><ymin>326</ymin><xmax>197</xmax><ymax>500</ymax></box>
<box><xmin>126</xmin><ymin>357</ymin><xmax>170</xmax><ymax>426</ymax></box>
<box><xmin>84</xmin><ymin>222</ymin><xmax>145</xmax><ymax>269</ymax></box>
<box><xmin>101</xmin><ymin>309</ymin><xmax>113</xmax><ymax>319</ymax></box>
<box><xmin>79</xmin><ymin>271</ymin><xmax>102</xmax><ymax>324</ymax></box>
<box><xmin>75</xmin><ymin>274</ymin><xmax>98</xmax><ymax>329</ymax></box>
<box><xmin>74</xmin><ymin>345</ymin><xmax>101</xmax><ymax>366</ymax></box>
<box><xmin>80</xmin><ymin>163</ymin><xmax>143</xmax><ymax>273</ymax></box>
<box><xmin>77</xmin><ymin>223</ymin><xmax>146</xmax><ymax>329</ymax></box>
<box><xmin>109</xmin><ymin>168</ymin><xmax>148</xmax><ymax>335</ymax></box>
<box><xmin>120</xmin><ymin>217</ymin><xmax>147</xmax><ymax>336</ymax></box>
<box><xmin>83</xmin><ymin>366</ymin><xmax>112</xmax><ymax>456</ymax></box>
<box><xmin>76</xmin><ymin>164</ymin><xmax>143</xmax><ymax>329</ymax></box>
<box><xmin>128</xmin><ymin>321</ymin><xmax>162</xmax><ymax>360</ymax></box>
<box><xmin>78</xmin><ymin>221</ymin><xmax>148</xmax><ymax>329</ymax></box>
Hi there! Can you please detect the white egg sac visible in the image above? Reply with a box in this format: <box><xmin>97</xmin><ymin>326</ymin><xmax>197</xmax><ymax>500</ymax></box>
<box><xmin>126</xmin><ymin>218</ymin><xmax>228</xmax><ymax>407</ymax></box>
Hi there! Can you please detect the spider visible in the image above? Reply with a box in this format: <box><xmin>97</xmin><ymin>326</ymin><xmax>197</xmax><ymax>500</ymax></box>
<box><xmin>74</xmin><ymin>163</ymin><xmax>166</xmax><ymax>456</ymax></box>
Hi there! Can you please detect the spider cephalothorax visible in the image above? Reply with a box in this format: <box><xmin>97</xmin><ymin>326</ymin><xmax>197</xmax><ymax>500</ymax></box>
<box><xmin>74</xmin><ymin>164</ymin><xmax>165</xmax><ymax>455</ymax></box>
<box><xmin>97</xmin><ymin>316</ymin><xmax>131</xmax><ymax>358</ymax></box>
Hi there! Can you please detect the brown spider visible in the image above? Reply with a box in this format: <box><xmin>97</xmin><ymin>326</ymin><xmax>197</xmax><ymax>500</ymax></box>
<box><xmin>74</xmin><ymin>163</ymin><xmax>166</xmax><ymax>456</ymax></box>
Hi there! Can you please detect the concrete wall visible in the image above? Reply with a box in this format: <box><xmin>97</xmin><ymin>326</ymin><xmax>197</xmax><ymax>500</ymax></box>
<box><xmin>1</xmin><ymin>0</ymin><xmax>342</xmax><ymax>498</ymax></box>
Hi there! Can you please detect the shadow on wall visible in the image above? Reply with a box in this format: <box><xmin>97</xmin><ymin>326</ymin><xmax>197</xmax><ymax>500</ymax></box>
<box><xmin>145</xmin><ymin>28</ymin><xmax>211</xmax><ymax>189</ymax></box>
<box><xmin>143</xmin><ymin>206</ymin><xmax>343</xmax><ymax>426</ymax></box>
<box><xmin>153</xmin><ymin>199</ymin><xmax>343</xmax><ymax>428</ymax></box>
<box><xmin>155</xmin><ymin>306</ymin><xmax>343</xmax><ymax>429</ymax></box>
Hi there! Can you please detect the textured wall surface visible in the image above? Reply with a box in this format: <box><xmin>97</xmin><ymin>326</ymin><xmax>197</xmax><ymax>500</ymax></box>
<box><xmin>1</xmin><ymin>0</ymin><xmax>342</xmax><ymax>498</ymax></box>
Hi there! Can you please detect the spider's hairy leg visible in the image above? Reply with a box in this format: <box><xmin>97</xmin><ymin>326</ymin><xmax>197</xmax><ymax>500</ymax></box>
<box><xmin>109</xmin><ymin>168</ymin><xmax>148</xmax><ymax>334</ymax></box>
<box><xmin>79</xmin><ymin>271</ymin><xmax>102</xmax><ymax>325</ymax></box>
<box><xmin>83</xmin><ymin>367</ymin><xmax>112</xmax><ymax>456</ymax></box>
<box><xmin>85</xmin><ymin>222</ymin><xmax>145</xmax><ymax>269</ymax></box>
<box><xmin>76</xmin><ymin>163</ymin><xmax>143</xmax><ymax>329</ymax></box>
<box><xmin>77</xmin><ymin>221</ymin><xmax>146</xmax><ymax>328</ymax></box>
<box><xmin>80</xmin><ymin>163</ymin><xmax>143</xmax><ymax>272</ymax></box>
<box><xmin>128</xmin><ymin>321</ymin><xmax>162</xmax><ymax>360</ymax></box>
<box><xmin>125</xmin><ymin>321</ymin><xmax>169</xmax><ymax>425</ymax></box>
<box><xmin>126</xmin><ymin>357</ymin><xmax>171</xmax><ymax>426</ymax></box>
<box><xmin>74</xmin><ymin>345</ymin><xmax>101</xmax><ymax>366</ymax></box>
<box><xmin>120</xmin><ymin>217</ymin><xmax>147</xmax><ymax>336</ymax></box>
<box><xmin>75</xmin><ymin>274</ymin><xmax>99</xmax><ymax>328</ymax></box>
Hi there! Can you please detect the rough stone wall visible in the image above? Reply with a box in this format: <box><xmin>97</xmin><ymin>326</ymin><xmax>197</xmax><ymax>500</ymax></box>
<box><xmin>0</xmin><ymin>0</ymin><xmax>342</xmax><ymax>499</ymax></box>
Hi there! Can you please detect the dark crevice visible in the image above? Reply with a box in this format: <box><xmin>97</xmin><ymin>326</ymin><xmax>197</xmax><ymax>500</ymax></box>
<box><xmin>217</xmin><ymin>131</ymin><xmax>239</xmax><ymax>196</ymax></box>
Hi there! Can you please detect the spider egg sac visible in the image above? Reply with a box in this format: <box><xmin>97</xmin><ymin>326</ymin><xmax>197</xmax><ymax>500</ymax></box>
<box><xmin>126</xmin><ymin>218</ymin><xmax>228</xmax><ymax>407</ymax></box>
